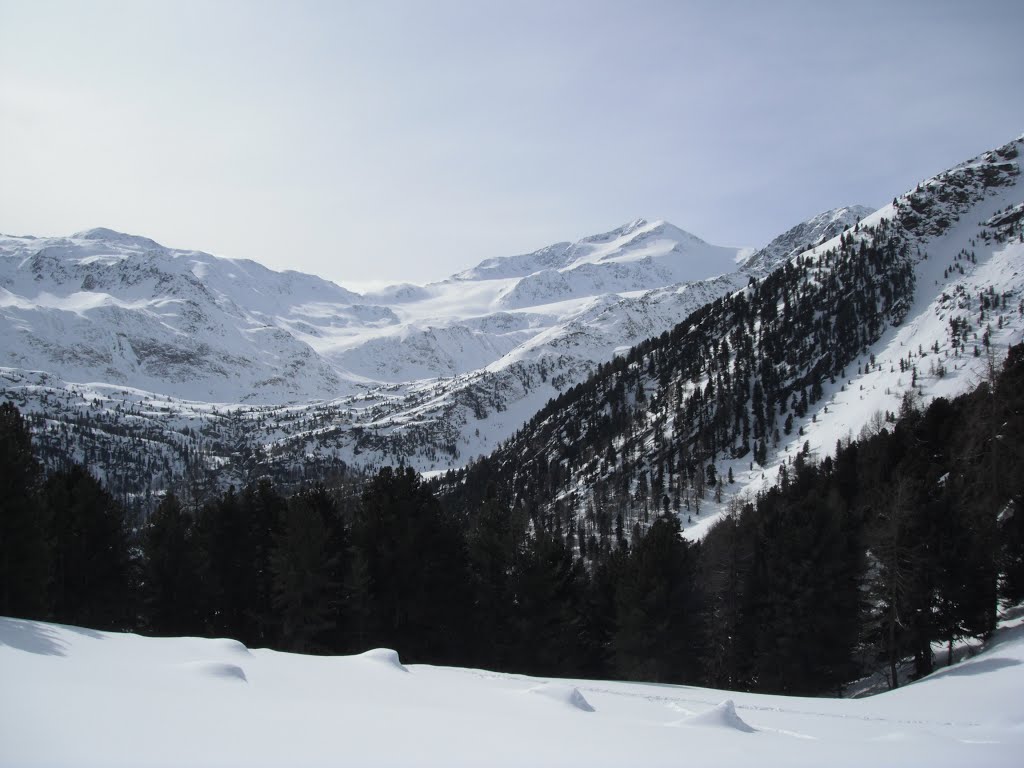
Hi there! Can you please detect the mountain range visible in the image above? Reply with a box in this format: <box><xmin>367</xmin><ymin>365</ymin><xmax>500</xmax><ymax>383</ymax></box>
<box><xmin>2</xmin><ymin>134</ymin><xmax>1022</xmax><ymax>527</ymax></box>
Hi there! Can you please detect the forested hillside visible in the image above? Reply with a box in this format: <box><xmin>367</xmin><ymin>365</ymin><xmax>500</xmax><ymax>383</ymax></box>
<box><xmin>2</xmin><ymin>343</ymin><xmax>1023</xmax><ymax>693</ymax></box>
<box><xmin>437</xmin><ymin>137</ymin><xmax>1022</xmax><ymax>549</ymax></box>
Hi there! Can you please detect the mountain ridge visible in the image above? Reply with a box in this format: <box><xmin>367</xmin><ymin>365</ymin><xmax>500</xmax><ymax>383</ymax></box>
<box><xmin>437</xmin><ymin>133</ymin><xmax>1024</xmax><ymax>543</ymax></box>
<box><xmin>15</xmin><ymin>138</ymin><xmax>1009</xmax><ymax>511</ymax></box>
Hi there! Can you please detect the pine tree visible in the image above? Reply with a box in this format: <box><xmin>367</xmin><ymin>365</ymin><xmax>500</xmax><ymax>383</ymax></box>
<box><xmin>141</xmin><ymin>492</ymin><xmax>203</xmax><ymax>635</ymax></box>
<box><xmin>700</xmin><ymin>506</ymin><xmax>750</xmax><ymax>689</ymax></box>
<box><xmin>196</xmin><ymin>483</ymin><xmax>282</xmax><ymax>645</ymax></box>
<box><xmin>510</xmin><ymin>529</ymin><xmax>590</xmax><ymax>676</ymax></box>
<box><xmin>464</xmin><ymin>494</ymin><xmax>519</xmax><ymax>668</ymax></box>
<box><xmin>44</xmin><ymin>464</ymin><xmax>134</xmax><ymax>630</ymax></box>
<box><xmin>613</xmin><ymin>516</ymin><xmax>704</xmax><ymax>683</ymax></box>
<box><xmin>0</xmin><ymin>402</ymin><xmax>48</xmax><ymax>619</ymax></box>
<box><xmin>350</xmin><ymin>467</ymin><xmax>471</xmax><ymax>663</ymax></box>
<box><xmin>1002</xmin><ymin>486</ymin><xmax>1024</xmax><ymax>603</ymax></box>
<box><xmin>271</xmin><ymin>487</ymin><xmax>341</xmax><ymax>652</ymax></box>
<box><xmin>864</xmin><ymin>477</ymin><xmax>920</xmax><ymax>689</ymax></box>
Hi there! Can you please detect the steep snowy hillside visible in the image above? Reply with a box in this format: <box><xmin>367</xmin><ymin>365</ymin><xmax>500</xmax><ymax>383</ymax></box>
<box><xmin>438</xmin><ymin>134</ymin><xmax>1024</xmax><ymax>543</ymax></box>
<box><xmin>1</xmin><ymin>613</ymin><xmax>1022</xmax><ymax>767</ymax></box>
<box><xmin>724</xmin><ymin>136</ymin><xmax>1024</xmax><ymax>532</ymax></box>
<box><xmin>3</xmin><ymin>211</ymin><xmax>856</xmax><ymax>496</ymax></box>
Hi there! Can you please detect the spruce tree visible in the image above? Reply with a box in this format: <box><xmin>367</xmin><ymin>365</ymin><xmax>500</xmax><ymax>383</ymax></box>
<box><xmin>613</xmin><ymin>516</ymin><xmax>704</xmax><ymax>683</ymax></box>
<box><xmin>464</xmin><ymin>494</ymin><xmax>518</xmax><ymax>668</ymax></box>
<box><xmin>271</xmin><ymin>487</ymin><xmax>341</xmax><ymax>652</ymax></box>
<box><xmin>0</xmin><ymin>402</ymin><xmax>48</xmax><ymax>619</ymax></box>
<box><xmin>196</xmin><ymin>484</ymin><xmax>282</xmax><ymax>645</ymax></box>
<box><xmin>44</xmin><ymin>464</ymin><xmax>134</xmax><ymax>631</ymax></box>
<box><xmin>509</xmin><ymin>529</ymin><xmax>591</xmax><ymax>677</ymax></box>
<box><xmin>141</xmin><ymin>492</ymin><xmax>203</xmax><ymax>636</ymax></box>
<box><xmin>350</xmin><ymin>467</ymin><xmax>471</xmax><ymax>663</ymax></box>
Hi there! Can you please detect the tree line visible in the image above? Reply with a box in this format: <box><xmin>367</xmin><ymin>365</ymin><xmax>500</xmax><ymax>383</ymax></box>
<box><xmin>1</xmin><ymin>345</ymin><xmax>1023</xmax><ymax>693</ymax></box>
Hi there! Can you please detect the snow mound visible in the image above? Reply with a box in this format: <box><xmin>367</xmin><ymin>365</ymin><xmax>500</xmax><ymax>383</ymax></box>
<box><xmin>205</xmin><ymin>638</ymin><xmax>251</xmax><ymax>657</ymax></box>
<box><xmin>680</xmin><ymin>700</ymin><xmax>755</xmax><ymax>732</ymax></box>
<box><xmin>357</xmin><ymin>648</ymin><xmax>408</xmax><ymax>672</ymax></box>
<box><xmin>178</xmin><ymin>661</ymin><xmax>248</xmax><ymax>682</ymax></box>
<box><xmin>526</xmin><ymin>683</ymin><xmax>595</xmax><ymax>712</ymax></box>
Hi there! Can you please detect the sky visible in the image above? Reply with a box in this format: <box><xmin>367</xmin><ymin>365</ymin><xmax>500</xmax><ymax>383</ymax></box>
<box><xmin>1</xmin><ymin>0</ymin><xmax>1022</xmax><ymax>288</ymax></box>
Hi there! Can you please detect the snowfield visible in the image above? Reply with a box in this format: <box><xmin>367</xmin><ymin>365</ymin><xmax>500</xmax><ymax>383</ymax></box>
<box><xmin>1</xmin><ymin>613</ymin><xmax>1022</xmax><ymax>767</ymax></box>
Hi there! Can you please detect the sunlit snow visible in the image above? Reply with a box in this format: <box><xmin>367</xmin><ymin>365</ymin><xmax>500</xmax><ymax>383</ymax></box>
<box><xmin>1</xmin><ymin>612</ymin><xmax>1022</xmax><ymax>767</ymax></box>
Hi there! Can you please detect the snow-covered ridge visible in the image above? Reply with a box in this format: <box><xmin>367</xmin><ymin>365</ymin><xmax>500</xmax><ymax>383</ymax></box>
<box><xmin>456</xmin><ymin>218</ymin><xmax>742</xmax><ymax>294</ymax></box>
<box><xmin>0</xmin><ymin>229</ymin><xmax>357</xmax><ymax>403</ymax></box>
<box><xmin>0</xmin><ymin>219</ymin><xmax>752</xmax><ymax>402</ymax></box>
<box><xmin>423</xmin><ymin>134</ymin><xmax>1024</xmax><ymax>546</ymax></box>
<box><xmin>742</xmin><ymin>205</ymin><xmax>874</xmax><ymax>275</ymax></box>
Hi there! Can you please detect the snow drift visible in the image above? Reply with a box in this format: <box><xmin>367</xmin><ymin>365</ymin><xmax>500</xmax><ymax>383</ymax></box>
<box><xmin>1</xmin><ymin>612</ymin><xmax>1022</xmax><ymax>767</ymax></box>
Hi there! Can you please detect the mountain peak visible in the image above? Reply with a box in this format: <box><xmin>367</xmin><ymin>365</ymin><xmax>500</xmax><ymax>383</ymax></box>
<box><xmin>581</xmin><ymin>217</ymin><xmax>657</xmax><ymax>244</ymax></box>
<box><xmin>71</xmin><ymin>227</ymin><xmax>165</xmax><ymax>250</ymax></box>
<box><xmin>742</xmin><ymin>205</ymin><xmax>874</xmax><ymax>274</ymax></box>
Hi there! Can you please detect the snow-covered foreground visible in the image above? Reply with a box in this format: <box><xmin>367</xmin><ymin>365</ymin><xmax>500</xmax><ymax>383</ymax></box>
<box><xmin>2</xmin><ymin>614</ymin><xmax>1022</xmax><ymax>767</ymax></box>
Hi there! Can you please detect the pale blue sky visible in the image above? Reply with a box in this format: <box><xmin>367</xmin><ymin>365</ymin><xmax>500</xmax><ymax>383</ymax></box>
<box><xmin>2</xmin><ymin>0</ymin><xmax>1022</xmax><ymax>285</ymax></box>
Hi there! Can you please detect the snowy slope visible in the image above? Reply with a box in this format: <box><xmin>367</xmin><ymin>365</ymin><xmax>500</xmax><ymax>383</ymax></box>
<box><xmin>709</xmin><ymin>136</ymin><xmax>1024</xmax><ymax>535</ymax></box>
<box><xmin>10</xmin><ymin>139</ymin><xmax>1018</xmax><ymax>500</ymax></box>
<box><xmin>0</xmin><ymin>218</ymin><xmax>752</xmax><ymax>400</ymax></box>
<box><xmin>1</xmin><ymin>612</ymin><xmax>1021</xmax><ymax>767</ymax></box>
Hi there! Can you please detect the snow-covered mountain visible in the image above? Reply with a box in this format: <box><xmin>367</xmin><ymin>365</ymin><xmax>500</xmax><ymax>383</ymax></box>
<box><xmin>2</xmin><ymin>212</ymin><xmax>852</xmax><ymax>496</ymax></box>
<box><xmin>0</xmin><ymin>218</ymin><xmax>750</xmax><ymax>398</ymax></box>
<box><xmin>742</xmin><ymin>205</ymin><xmax>874</xmax><ymax>275</ymax></box>
<box><xmin>0</xmin><ymin>227</ymin><xmax>358</xmax><ymax>402</ymax></box>
<box><xmin>4</xmin><ymin>135</ymin><xmax>1022</xmax><ymax>521</ymax></box>
<box><xmin>726</xmin><ymin>136</ymin><xmax>1024</xmax><ymax>527</ymax></box>
<box><xmin>437</xmin><ymin>133</ymin><xmax>1024</xmax><ymax>542</ymax></box>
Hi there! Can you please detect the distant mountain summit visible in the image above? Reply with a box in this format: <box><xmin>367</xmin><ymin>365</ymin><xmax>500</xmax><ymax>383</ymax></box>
<box><xmin>743</xmin><ymin>205</ymin><xmax>874</xmax><ymax>275</ymax></box>
<box><xmin>0</xmin><ymin>228</ymin><xmax>362</xmax><ymax>402</ymax></box>
<box><xmin>455</xmin><ymin>218</ymin><xmax>742</xmax><ymax>288</ymax></box>
<box><xmin>70</xmin><ymin>227</ymin><xmax>165</xmax><ymax>249</ymax></box>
